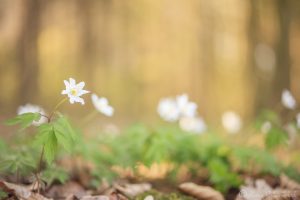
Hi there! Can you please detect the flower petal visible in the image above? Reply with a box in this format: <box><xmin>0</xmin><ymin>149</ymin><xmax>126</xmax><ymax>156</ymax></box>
<box><xmin>69</xmin><ymin>78</ymin><xmax>76</xmax><ymax>86</ymax></box>
<box><xmin>77</xmin><ymin>81</ymin><xmax>85</xmax><ymax>89</ymax></box>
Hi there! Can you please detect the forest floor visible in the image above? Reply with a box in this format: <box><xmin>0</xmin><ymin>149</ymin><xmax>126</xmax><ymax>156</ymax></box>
<box><xmin>1</xmin><ymin>172</ymin><xmax>300</xmax><ymax>200</ymax></box>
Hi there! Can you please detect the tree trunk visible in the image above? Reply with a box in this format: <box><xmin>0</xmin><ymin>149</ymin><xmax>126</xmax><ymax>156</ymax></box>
<box><xmin>16</xmin><ymin>0</ymin><xmax>42</xmax><ymax>104</ymax></box>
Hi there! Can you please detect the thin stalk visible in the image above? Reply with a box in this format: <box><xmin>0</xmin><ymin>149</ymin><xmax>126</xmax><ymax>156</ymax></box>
<box><xmin>49</xmin><ymin>97</ymin><xmax>68</xmax><ymax>121</ymax></box>
<box><xmin>35</xmin><ymin>97</ymin><xmax>67</xmax><ymax>193</ymax></box>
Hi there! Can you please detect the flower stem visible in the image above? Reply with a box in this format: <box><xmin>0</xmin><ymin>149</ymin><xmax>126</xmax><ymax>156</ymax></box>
<box><xmin>49</xmin><ymin>97</ymin><xmax>68</xmax><ymax>121</ymax></box>
<box><xmin>35</xmin><ymin>145</ymin><xmax>44</xmax><ymax>194</ymax></box>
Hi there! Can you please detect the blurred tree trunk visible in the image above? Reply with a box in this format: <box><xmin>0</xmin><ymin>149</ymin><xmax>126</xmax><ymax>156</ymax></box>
<box><xmin>16</xmin><ymin>0</ymin><xmax>42</xmax><ymax>104</ymax></box>
<box><xmin>273</xmin><ymin>0</ymin><xmax>291</xmax><ymax>99</ymax></box>
<box><xmin>248</xmin><ymin>0</ymin><xmax>268</xmax><ymax>111</ymax></box>
<box><xmin>78</xmin><ymin>0</ymin><xmax>112</xmax><ymax>78</ymax></box>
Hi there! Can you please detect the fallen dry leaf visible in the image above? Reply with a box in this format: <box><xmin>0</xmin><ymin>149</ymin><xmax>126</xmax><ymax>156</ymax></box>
<box><xmin>236</xmin><ymin>179</ymin><xmax>273</xmax><ymax>200</ymax></box>
<box><xmin>280</xmin><ymin>174</ymin><xmax>300</xmax><ymax>190</ymax></box>
<box><xmin>179</xmin><ymin>182</ymin><xmax>224</xmax><ymax>200</ymax></box>
<box><xmin>236</xmin><ymin>178</ymin><xmax>300</xmax><ymax>200</ymax></box>
<box><xmin>79</xmin><ymin>195</ymin><xmax>110</xmax><ymax>200</ymax></box>
<box><xmin>0</xmin><ymin>181</ymin><xmax>52</xmax><ymax>200</ymax></box>
<box><xmin>262</xmin><ymin>190</ymin><xmax>300</xmax><ymax>200</ymax></box>
<box><xmin>114</xmin><ymin>183</ymin><xmax>151</xmax><ymax>198</ymax></box>
<box><xmin>46</xmin><ymin>181</ymin><xmax>86</xmax><ymax>199</ymax></box>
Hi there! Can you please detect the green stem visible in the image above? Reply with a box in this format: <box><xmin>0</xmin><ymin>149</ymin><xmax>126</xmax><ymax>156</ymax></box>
<box><xmin>49</xmin><ymin>97</ymin><xmax>68</xmax><ymax>121</ymax></box>
<box><xmin>35</xmin><ymin>97</ymin><xmax>67</xmax><ymax>193</ymax></box>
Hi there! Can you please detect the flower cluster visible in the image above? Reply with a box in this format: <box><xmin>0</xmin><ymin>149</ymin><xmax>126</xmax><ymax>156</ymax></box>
<box><xmin>157</xmin><ymin>94</ymin><xmax>206</xmax><ymax>134</ymax></box>
<box><xmin>18</xmin><ymin>78</ymin><xmax>114</xmax><ymax>126</ymax></box>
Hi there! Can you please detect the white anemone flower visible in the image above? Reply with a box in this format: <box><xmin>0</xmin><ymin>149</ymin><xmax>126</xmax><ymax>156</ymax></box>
<box><xmin>222</xmin><ymin>111</ymin><xmax>242</xmax><ymax>134</ymax></box>
<box><xmin>179</xmin><ymin>116</ymin><xmax>206</xmax><ymax>134</ymax></box>
<box><xmin>176</xmin><ymin>94</ymin><xmax>197</xmax><ymax>118</ymax></box>
<box><xmin>91</xmin><ymin>94</ymin><xmax>114</xmax><ymax>117</ymax></box>
<box><xmin>281</xmin><ymin>89</ymin><xmax>296</xmax><ymax>110</ymax></box>
<box><xmin>157</xmin><ymin>98</ymin><xmax>180</xmax><ymax>122</ymax></box>
<box><xmin>17</xmin><ymin>104</ymin><xmax>47</xmax><ymax>126</ymax></box>
<box><xmin>61</xmin><ymin>78</ymin><xmax>89</xmax><ymax>105</ymax></box>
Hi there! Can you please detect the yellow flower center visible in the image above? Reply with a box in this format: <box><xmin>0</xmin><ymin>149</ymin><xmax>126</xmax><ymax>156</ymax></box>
<box><xmin>71</xmin><ymin>89</ymin><xmax>77</xmax><ymax>96</ymax></box>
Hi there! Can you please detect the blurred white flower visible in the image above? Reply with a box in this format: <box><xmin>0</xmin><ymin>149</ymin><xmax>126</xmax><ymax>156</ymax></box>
<box><xmin>176</xmin><ymin>94</ymin><xmax>197</xmax><ymax>118</ymax></box>
<box><xmin>157</xmin><ymin>98</ymin><xmax>180</xmax><ymax>122</ymax></box>
<box><xmin>296</xmin><ymin>113</ymin><xmax>300</xmax><ymax>128</ymax></box>
<box><xmin>91</xmin><ymin>94</ymin><xmax>114</xmax><ymax>117</ymax></box>
<box><xmin>144</xmin><ymin>195</ymin><xmax>154</xmax><ymax>200</ymax></box>
<box><xmin>179</xmin><ymin>116</ymin><xmax>206</xmax><ymax>134</ymax></box>
<box><xmin>222</xmin><ymin>111</ymin><xmax>242</xmax><ymax>134</ymax></box>
<box><xmin>17</xmin><ymin>104</ymin><xmax>47</xmax><ymax>126</ymax></box>
<box><xmin>62</xmin><ymin>78</ymin><xmax>89</xmax><ymax>105</ymax></box>
<box><xmin>281</xmin><ymin>89</ymin><xmax>296</xmax><ymax>110</ymax></box>
<box><xmin>261</xmin><ymin>121</ymin><xmax>272</xmax><ymax>134</ymax></box>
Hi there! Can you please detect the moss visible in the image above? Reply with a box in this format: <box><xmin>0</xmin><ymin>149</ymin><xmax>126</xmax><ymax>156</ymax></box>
<box><xmin>134</xmin><ymin>190</ymin><xmax>195</xmax><ymax>200</ymax></box>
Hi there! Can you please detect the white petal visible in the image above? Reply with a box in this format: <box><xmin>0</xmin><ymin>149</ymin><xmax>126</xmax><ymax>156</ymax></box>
<box><xmin>78</xmin><ymin>89</ymin><xmax>90</xmax><ymax>96</ymax></box>
<box><xmin>77</xmin><ymin>81</ymin><xmax>85</xmax><ymax>89</ymax></box>
<box><xmin>69</xmin><ymin>97</ymin><xmax>75</xmax><ymax>104</ymax></box>
<box><xmin>69</xmin><ymin>78</ymin><xmax>76</xmax><ymax>86</ymax></box>
<box><xmin>74</xmin><ymin>96</ymin><xmax>85</xmax><ymax>105</ymax></box>
<box><xmin>64</xmin><ymin>80</ymin><xmax>70</xmax><ymax>90</ymax></box>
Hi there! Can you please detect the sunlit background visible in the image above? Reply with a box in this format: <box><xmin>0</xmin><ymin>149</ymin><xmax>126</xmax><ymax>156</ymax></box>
<box><xmin>0</xmin><ymin>0</ymin><xmax>299</xmax><ymax>126</ymax></box>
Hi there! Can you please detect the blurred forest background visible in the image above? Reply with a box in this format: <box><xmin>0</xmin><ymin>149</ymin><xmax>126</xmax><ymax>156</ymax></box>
<box><xmin>0</xmin><ymin>0</ymin><xmax>300</xmax><ymax>124</ymax></box>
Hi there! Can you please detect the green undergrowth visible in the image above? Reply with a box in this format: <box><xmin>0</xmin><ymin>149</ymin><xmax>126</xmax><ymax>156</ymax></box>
<box><xmin>82</xmin><ymin>123</ymin><xmax>300</xmax><ymax>193</ymax></box>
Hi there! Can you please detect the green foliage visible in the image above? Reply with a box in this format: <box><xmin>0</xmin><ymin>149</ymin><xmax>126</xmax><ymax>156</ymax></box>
<box><xmin>84</xmin><ymin>124</ymin><xmax>242</xmax><ymax>192</ymax></box>
<box><xmin>0</xmin><ymin>189</ymin><xmax>8</xmax><ymax>199</ymax></box>
<box><xmin>41</xmin><ymin>164</ymin><xmax>69</xmax><ymax>185</ymax></box>
<box><xmin>34</xmin><ymin>115</ymin><xmax>78</xmax><ymax>164</ymax></box>
<box><xmin>255</xmin><ymin>110</ymin><xmax>280</xmax><ymax>129</ymax></box>
<box><xmin>6</xmin><ymin>113</ymin><xmax>41</xmax><ymax>129</ymax></box>
<box><xmin>265</xmin><ymin>126</ymin><xmax>288</xmax><ymax>150</ymax></box>
<box><xmin>0</xmin><ymin>147</ymin><xmax>37</xmax><ymax>176</ymax></box>
<box><xmin>232</xmin><ymin>146</ymin><xmax>282</xmax><ymax>175</ymax></box>
<box><xmin>207</xmin><ymin>158</ymin><xmax>241</xmax><ymax>192</ymax></box>
<box><xmin>255</xmin><ymin>109</ymin><xmax>292</xmax><ymax>150</ymax></box>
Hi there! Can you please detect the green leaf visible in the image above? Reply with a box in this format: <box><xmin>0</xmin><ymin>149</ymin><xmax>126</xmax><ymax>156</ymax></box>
<box><xmin>54</xmin><ymin>115</ymin><xmax>78</xmax><ymax>141</ymax></box>
<box><xmin>34</xmin><ymin>124</ymin><xmax>53</xmax><ymax>146</ymax></box>
<box><xmin>54</xmin><ymin>130</ymin><xmax>72</xmax><ymax>152</ymax></box>
<box><xmin>41</xmin><ymin>165</ymin><xmax>69</xmax><ymax>185</ymax></box>
<box><xmin>265</xmin><ymin>127</ymin><xmax>288</xmax><ymax>150</ymax></box>
<box><xmin>5</xmin><ymin>113</ymin><xmax>41</xmax><ymax>129</ymax></box>
<box><xmin>44</xmin><ymin>131</ymin><xmax>58</xmax><ymax>164</ymax></box>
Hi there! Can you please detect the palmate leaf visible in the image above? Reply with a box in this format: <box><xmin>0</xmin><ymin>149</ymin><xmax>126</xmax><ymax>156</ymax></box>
<box><xmin>44</xmin><ymin>130</ymin><xmax>58</xmax><ymax>164</ymax></box>
<box><xmin>54</xmin><ymin>114</ymin><xmax>78</xmax><ymax>141</ymax></box>
<box><xmin>34</xmin><ymin>115</ymin><xmax>77</xmax><ymax>164</ymax></box>
<box><xmin>5</xmin><ymin>113</ymin><xmax>41</xmax><ymax>129</ymax></box>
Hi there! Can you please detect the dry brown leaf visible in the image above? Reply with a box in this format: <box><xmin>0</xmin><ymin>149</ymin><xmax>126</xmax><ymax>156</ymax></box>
<box><xmin>262</xmin><ymin>189</ymin><xmax>300</xmax><ymax>200</ymax></box>
<box><xmin>237</xmin><ymin>179</ymin><xmax>273</xmax><ymax>200</ymax></box>
<box><xmin>46</xmin><ymin>181</ymin><xmax>86</xmax><ymax>199</ymax></box>
<box><xmin>178</xmin><ymin>182</ymin><xmax>224</xmax><ymax>200</ymax></box>
<box><xmin>280</xmin><ymin>174</ymin><xmax>300</xmax><ymax>190</ymax></box>
<box><xmin>114</xmin><ymin>183</ymin><xmax>151</xmax><ymax>198</ymax></box>
<box><xmin>79</xmin><ymin>195</ymin><xmax>110</xmax><ymax>200</ymax></box>
<box><xmin>0</xmin><ymin>181</ymin><xmax>52</xmax><ymax>200</ymax></box>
